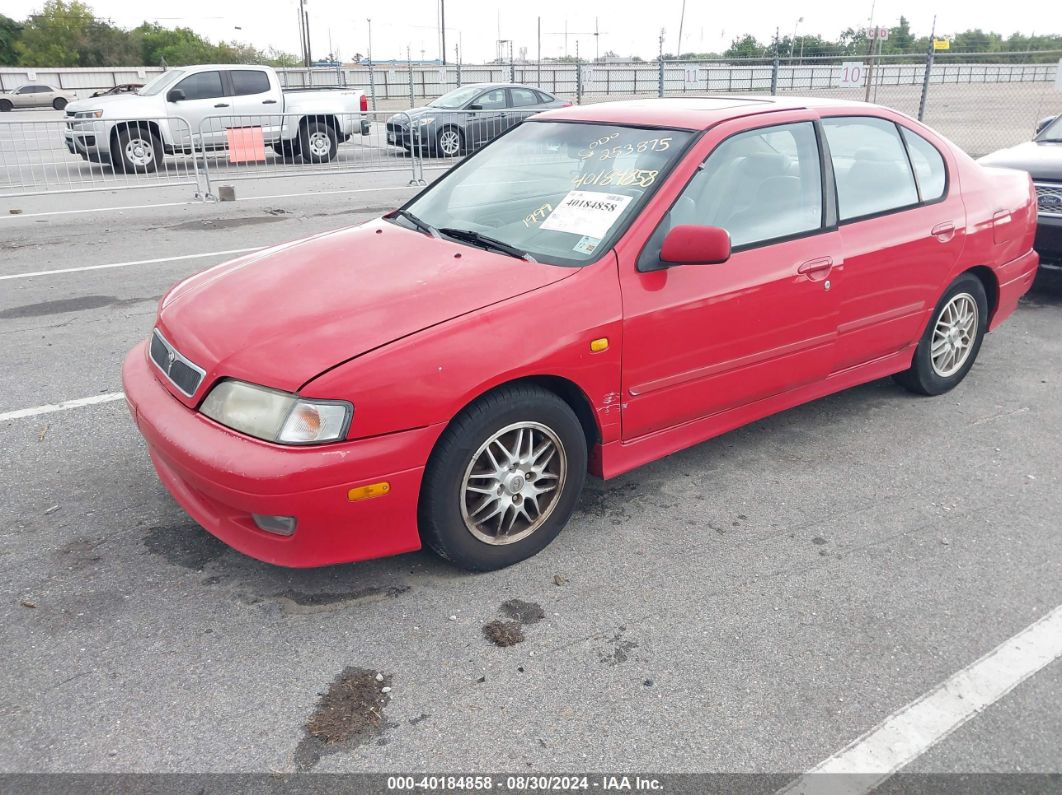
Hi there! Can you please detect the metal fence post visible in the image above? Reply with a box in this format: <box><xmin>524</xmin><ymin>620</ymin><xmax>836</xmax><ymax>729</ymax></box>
<box><xmin>368</xmin><ymin>63</ymin><xmax>377</xmax><ymax>111</ymax></box>
<box><xmin>457</xmin><ymin>58</ymin><xmax>462</xmax><ymax>87</ymax></box>
<box><xmin>658</xmin><ymin>59</ymin><xmax>664</xmax><ymax>97</ymax></box>
<box><xmin>407</xmin><ymin>49</ymin><xmax>414</xmax><ymax>108</ymax></box>
<box><xmin>918</xmin><ymin>48</ymin><xmax>935</xmax><ymax>121</ymax></box>
<box><xmin>771</xmin><ymin>57</ymin><xmax>779</xmax><ymax>95</ymax></box>
<box><xmin>576</xmin><ymin>62</ymin><xmax>583</xmax><ymax>105</ymax></box>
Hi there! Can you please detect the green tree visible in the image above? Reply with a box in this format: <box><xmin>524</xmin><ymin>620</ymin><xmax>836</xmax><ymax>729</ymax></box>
<box><xmin>0</xmin><ymin>14</ymin><xmax>22</xmax><ymax>65</ymax></box>
<box><xmin>15</xmin><ymin>0</ymin><xmax>96</xmax><ymax>67</ymax></box>
<box><xmin>724</xmin><ymin>34</ymin><xmax>764</xmax><ymax>59</ymax></box>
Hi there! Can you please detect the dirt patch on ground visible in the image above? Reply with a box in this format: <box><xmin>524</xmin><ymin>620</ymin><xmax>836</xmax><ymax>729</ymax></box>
<box><xmin>143</xmin><ymin>524</ymin><xmax>226</xmax><ymax>570</ymax></box>
<box><xmin>56</xmin><ymin>537</ymin><xmax>105</xmax><ymax>571</ymax></box>
<box><xmin>500</xmin><ymin>598</ymin><xmax>545</xmax><ymax>625</ymax></box>
<box><xmin>294</xmin><ymin>667</ymin><xmax>394</xmax><ymax>770</ymax></box>
<box><xmin>483</xmin><ymin>620</ymin><xmax>526</xmax><ymax>647</ymax></box>
<box><xmin>600</xmin><ymin>626</ymin><xmax>638</xmax><ymax>666</ymax></box>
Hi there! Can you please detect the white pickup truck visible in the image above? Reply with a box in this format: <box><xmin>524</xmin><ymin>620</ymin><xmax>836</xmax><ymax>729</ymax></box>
<box><xmin>63</xmin><ymin>64</ymin><xmax>369</xmax><ymax>172</ymax></box>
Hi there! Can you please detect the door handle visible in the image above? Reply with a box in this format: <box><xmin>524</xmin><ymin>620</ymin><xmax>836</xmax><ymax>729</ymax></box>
<box><xmin>262</xmin><ymin>99</ymin><xmax>278</xmax><ymax>105</ymax></box>
<box><xmin>931</xmin><ymin>221</ymin><xmax>956</xmax><ymax>240</ymax></box>
<box><xmin>214</xmin><ymin>103</ymin><xmax>230</xmax><ymax>108</ymax></box>
<box><xmin>797</xmin><ymin>256</ymin><xmax>834</xmax><ymax>280</ymax></box>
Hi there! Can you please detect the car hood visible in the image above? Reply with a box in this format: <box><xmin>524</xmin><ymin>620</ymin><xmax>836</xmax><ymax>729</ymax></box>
<box><xmin>156</xmin><ymin>218</ymin><xmax>574</xmax><ymax>396</ymax></box>
<box><xmin>66</xmin><ymin>93</ymin><xmax>150</xmax><ymax>114</ymax></box>
<box><xmin>388</xmin><ymin>105</ymin><xmax>461</xmax><ymax>123</ymax></box>
<box><xmin>978</xmin><ymin>140</ymin><xmax>1062</xmax><ymax>181</ymax></box>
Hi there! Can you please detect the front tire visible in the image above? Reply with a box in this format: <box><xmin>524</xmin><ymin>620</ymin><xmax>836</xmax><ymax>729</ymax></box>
<box><xmin>435</xmin><ymin>126</ymin><xmax>464</xmax><ymax>158</ymax></box>
<box><xmin>298</xmin><ymin>121</ymin><xmax>337</xmax><ymax>163</ymax></box>
<box><xmin>894</xmin><ymin>273</ymin><xmax>988</xmax><ymax>396</ymax></box>
<box><xmin>0</xmin><ymin>100</ymin><xmax>12</xmax><ymax>112</ymax></box>
<box><xmin>419</xmin><ymin>385</ymin><xmax>588</xmax><ymax>571</ymax></box>
<box><xmin>112</xmin><ymin>126</ymin><xmax>162</xmax><ymax>174</ymax></box>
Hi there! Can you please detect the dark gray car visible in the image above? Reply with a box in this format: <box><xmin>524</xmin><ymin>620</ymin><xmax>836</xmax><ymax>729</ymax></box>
<box><xmin>385</xmin><ymin>83</ymin><xmax>569</xmax><ymax>157</ymax></box>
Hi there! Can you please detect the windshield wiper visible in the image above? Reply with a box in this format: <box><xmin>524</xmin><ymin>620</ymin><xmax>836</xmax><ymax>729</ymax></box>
<box><xmin>439</xmin><ymin>227</ymin><xmax>537</xmax><ymax>262</ymax></box>
<box><xmin>391</xmin><ymin>209</ymin><xmax>438</xmax><ymax>237</ymax></box>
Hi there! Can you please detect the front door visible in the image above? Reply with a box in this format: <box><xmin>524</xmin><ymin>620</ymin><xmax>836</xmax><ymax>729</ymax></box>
<box><xmin>168</xmin><ymin>70</ymin><xmax>229</xmax><ymax>149</ymax></box>
<box><xmin>618</xmin><ymin>117</ymin><xmax>842</xmax><ymax>440</ymax></box>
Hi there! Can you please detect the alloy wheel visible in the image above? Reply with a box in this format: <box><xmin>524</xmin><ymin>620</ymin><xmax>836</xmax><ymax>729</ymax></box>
<box><xmin>460</xmin><ymin>422</ymin><xmax>566</xmax><ymax>545</ymax></box>
<box><xmin>931</xmin><ymin>292</ymin><xmax>978</xmax><ymax>377</ymax></box>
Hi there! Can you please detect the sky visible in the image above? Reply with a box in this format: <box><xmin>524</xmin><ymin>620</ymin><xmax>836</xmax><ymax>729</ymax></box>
<box><xmin>5</xmin><ymin>0</ymin><xmax>1056</xmax><ymax>63</ymax></box>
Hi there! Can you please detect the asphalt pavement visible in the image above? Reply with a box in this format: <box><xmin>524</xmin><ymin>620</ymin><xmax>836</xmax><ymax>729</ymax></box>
<box><xmin>0</xmin><ymin>177</ymin><xmax>1060</xmax><ymax>780</ymax></box>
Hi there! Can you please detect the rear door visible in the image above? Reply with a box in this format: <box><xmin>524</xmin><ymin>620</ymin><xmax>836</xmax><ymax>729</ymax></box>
<box><xmin>227</xmin><ymin>69</ymin><xmax>282</xmax><ymax>140</ymax></box>
<box><xmin>507</xmin><ymin>87</ymin><xmax>542</xmax><ymax>129</ymax></box>
<box><xmin>821</xmin><ymin>115</ymin><xmax>965</xmax><ymax>371</ymax></box>
<box><xmin>618</xmin><ymin>115</ymin><xmax>842</xmax><ymax>439</ymax></box>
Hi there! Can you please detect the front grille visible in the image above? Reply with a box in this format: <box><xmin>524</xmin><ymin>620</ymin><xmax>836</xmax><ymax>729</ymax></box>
<box><xmin>149</xmin><ymin>328</ymin><xmax>205</xmax><ymax>397</ymax></box>
<box><xmin>1035</xmin><ymin>182</ymin><xmax>1062</xmax><ymax>218</ymax></box>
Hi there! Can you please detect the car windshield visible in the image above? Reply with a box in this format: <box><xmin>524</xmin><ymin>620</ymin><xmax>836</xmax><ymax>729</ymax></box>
<box><xmin>429</xmin><ymin>86</ymin><xmax>485</xmax><ymax>109</ymax></box>
<box><xmin>398</xmin><ymin>121</ymin><xmax>693</xmax><ymax>266</ymax></box>
<box><xmin>138</xmin><ymin>70</ymin><xmax>185</xmax><ymax>97</ymax></box>
<box><xmin>1037</xmin><ymin>115</ymin><xmax>1062</xmax><ymax>141</ymax></box>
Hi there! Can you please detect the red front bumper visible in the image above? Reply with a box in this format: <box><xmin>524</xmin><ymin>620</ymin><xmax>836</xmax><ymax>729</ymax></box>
<box><xmin>122</xmin><ymin>341</ymin><xmax>443</xmax><ymax>567</ymax></box>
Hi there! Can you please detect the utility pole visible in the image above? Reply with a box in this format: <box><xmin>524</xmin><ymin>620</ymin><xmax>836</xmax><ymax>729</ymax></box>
<box><xmin>440</xmin><ymin>0</ymin><xmax>447</xmax><ymax>65</ymax></box>
<box><xmin>863</xmin><ymin>0</ymin><xmax>877</xmax><ymax>102</ymax></box>
<box><xmin>537</xmin><ymin>16</ymin><xmax>541</xmax><ymax>87</ymax></box>
<box><xmin>594</xmin><ymin>17</ymin><xmax>599</xmax><ymax>63</ymax></box>
<box><xmin>677</xmin><ymin>0</ymin><xmax>686</xmax><ymax>58</ymax></box>
<box><xmin>304</xmin><ymin>8</ymin><xmax>312</xmax><ymax>65</ymax></box>
<box><xmin>917</xmin><ymin>15</ymin><xmax>936</xmax><ymax>120</ymax></box>
<box><xmin>297</xmin><ymin>5</ymin><xmax>307</xmax><ymax>67</ymax></box>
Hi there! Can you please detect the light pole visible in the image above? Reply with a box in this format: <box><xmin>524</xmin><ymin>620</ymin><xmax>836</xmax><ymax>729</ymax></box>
<box><xmin>790</xmin><ymin>17</ymin><xmax>803</xmax><ymax>64</ymax></box>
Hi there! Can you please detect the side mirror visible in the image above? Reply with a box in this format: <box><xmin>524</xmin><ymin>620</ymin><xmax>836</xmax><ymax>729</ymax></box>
<box><xmin>1035</xmin><ymin>115</ymin><xmax>1058</xmax><ymax>136</ymax></box>
<box><xmin>660</xmin><ymin>225</ymin><xmax>731</xmax><ymax>266</ymax></box>
<box><xmin>166</xmin><ymin>88</ymin><xmax>185</xmax><ymax>103</ymax></box>
<box><xmin>467</xmin><ymin>103</ymin><xmax>483</xmax><ymax>111</ymax></box>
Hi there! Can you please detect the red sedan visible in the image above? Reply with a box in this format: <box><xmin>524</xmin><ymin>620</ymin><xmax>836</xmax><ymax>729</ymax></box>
<box><xmin>123</xmin><ymin>96</ymin><xmax>1039</xmax><ymax>571</ymax></box>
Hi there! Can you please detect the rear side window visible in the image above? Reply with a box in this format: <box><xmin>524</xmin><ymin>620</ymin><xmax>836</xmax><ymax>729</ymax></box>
<box><xmin>231</xmin><ymin>70</ymin><xmax>271</xmax><ymax>96</ymax></box>
<box><xmin>822</xmin><ymin>117</ymin><xmax>919</xmax><ymax>221</ymax></box>
<box><xmin>175</xmin><ymin>71</ymin><xmax>224</xmax><ymax>101</ymax></box>
<box><xmin>534</xmin><ymin>90</ymin><xmax>555</xmax><ymax>103</ymax></box>
<box><xmin>900</xmin><ymin>127</ymin><xmax>947</xmax><ymax>202</ymax></box>
<box><xmin>510</xmin><ymin>87</ymin><xmax>539</xmax><ymax>107</ymax></box>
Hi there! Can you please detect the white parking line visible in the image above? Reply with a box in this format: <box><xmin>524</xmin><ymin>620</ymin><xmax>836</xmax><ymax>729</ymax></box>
<box><xmin>0</xmin><ymin>392</ymin><xmax>125</xmax><ymax>422</ymax></box>
<box><xmin>779</xmin><ymin>604</ymin><xmax>1062</xmax><ymax>795</ymax></box>
<box><xmin>0</xmin><ymin>247</ymin><xmax>264</xmax><ymax>281</ymax></box>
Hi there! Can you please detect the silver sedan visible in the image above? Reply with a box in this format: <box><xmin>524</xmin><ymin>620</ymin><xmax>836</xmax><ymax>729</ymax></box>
<box><xmin>0</xmin><ymin>84</ymin><xmax>79</xmax><ymax>112</ymax></box>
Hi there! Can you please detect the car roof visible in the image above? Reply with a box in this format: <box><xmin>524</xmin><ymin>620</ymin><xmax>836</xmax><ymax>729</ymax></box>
<box><xmin>454</xmin><ymin>82</ymin><xmax>554</xmax><ymax>92</ymax></box>
<box><xmin>532</xmin><ymin>95</ymin><xmax>884</xmax><ymax>130</ymax></box>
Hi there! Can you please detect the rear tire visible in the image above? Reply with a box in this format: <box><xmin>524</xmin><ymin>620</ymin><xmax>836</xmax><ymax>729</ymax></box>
<box><xmin>298</xmin><ymin>121</ymin><xmax>337</xmax><ymax>163</ymax></box>
<box><xmin>111</xmin><ymin>126</ymin><xmax>162</xmax><ymax>174</ymax></box>
<box><xmin>893</xmin><ymin>273</ymin><xmax>988</xmax><ymax>396</ymax></box>
<box><xmin>52</xmin><ymin>97</ymin><xmax>67</xmax><ymax>111</ymax></box>
<box><xmin>419</xmin><ymin>385</ymin><xmax>587</xmax><ymax>571</ymax></box>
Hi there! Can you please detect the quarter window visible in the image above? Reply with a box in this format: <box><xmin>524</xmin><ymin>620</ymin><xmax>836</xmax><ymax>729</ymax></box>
<box><xmin>231</xmin><ymin>70</ymin><xmax>271</xmax><ymax>96</ymax></box>
<box><xmin>822</xmin><ymin>117</ymin><xmax>919</xmax><ymax>221</ymax></box>
<box><xmin>175</xmin><ymin>71</ymin><xmax>224</xmax><ymax>101</ymax></box>
<box><xmin>646</xmin><ymin>121</ymin><xmax>824</xmax><ymax>254</ymax></box>
<box><xmin>900</xmin><ymin>127</ymin><xmax>947</xmax><ymax>202</ymax></box>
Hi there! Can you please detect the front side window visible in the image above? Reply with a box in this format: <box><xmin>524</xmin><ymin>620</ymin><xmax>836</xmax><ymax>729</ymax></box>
<box><xmin>823</xmin><ymin>116</ymin><xmax>919</xmax><ymax>221</ymax></box>
<box><xmin>399</xmin><ymin>121</ymin><xmax>693</xmax><ymax>266</ymax></box>
<box><xmin>231</xmin><ymin>70</ymin><xmax>271</xmax><ymax>96</ymax></box>
<box><xmin>644</xmin><ymin>121</ymin><xmax>823</xmax><ymax>259</ymax></box>
<box><xmin>475</xmin><ymin>88</ymin><xmax>508</xmax><ymax>110</ymax></box>
<box><xmin>900</xmin><ymin>127</ymin><xmax>947</xmax><ymax>202</ymax></box>
<box><xmin>175</xmin><ymin>71</ymin><xmax>224</xmax><ymax>101</ymax></box>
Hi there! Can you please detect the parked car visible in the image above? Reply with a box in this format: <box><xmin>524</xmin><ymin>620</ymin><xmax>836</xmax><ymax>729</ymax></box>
<box><xmin>979</xmin><ymin>114</ymin><xmax>1062</xmax><ymax>270</ymax></box>
<box><xmin>90</xmin><ymin>83</ymin><xmax>144</xmax><ymax>98</ymax></box>
<box><xmin>123</xmin><ymin>96</ymin><xmax>1038</xmax><ymax>571</ymax></box>
<box><xmin>0</xmin><ymin>83</ymin><xmax>78</xmax><ymax>111</ymax></box>
<box><xmin>62</xmin><ymin>64</ymin><xmax>370</xmax><ymax>173</ymax></box>
<box><xmin>385</xmin><ymin>83</ymin><xmax>568</xmax><ymax>157</ymax></box>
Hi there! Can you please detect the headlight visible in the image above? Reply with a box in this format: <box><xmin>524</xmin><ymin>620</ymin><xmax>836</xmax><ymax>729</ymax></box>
<box><xmin>416</xmin><ymin>117</ymin><xmax>435</xmax><ymax>126</ymax></box>
<box><xmin>200</xmin><ymin>380</ymin><xmax>352</xmax><ymax>445</ymax></box>
<box><xmin>74</xmin><ymin>110</ymin><xmax>104</xmax><ymax>119</ymax></box>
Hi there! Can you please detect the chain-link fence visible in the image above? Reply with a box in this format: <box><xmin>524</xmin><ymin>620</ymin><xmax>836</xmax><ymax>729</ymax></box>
<box><xmin>1</xmin><ymin>51</ymin><xmax>1058</xmax><ymax>203</ymax></box>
